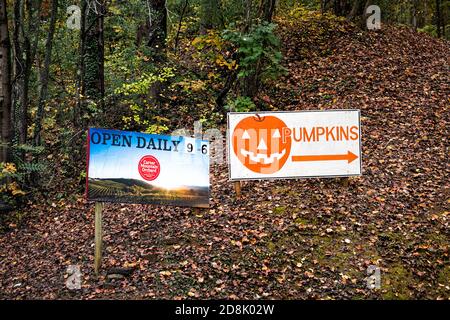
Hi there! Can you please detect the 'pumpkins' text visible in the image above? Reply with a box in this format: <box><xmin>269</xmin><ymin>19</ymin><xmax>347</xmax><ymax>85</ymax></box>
<box><xmin>282</xmin><ymin>126</ymin><xmax>359</xmax><ymax>143</ymax></box>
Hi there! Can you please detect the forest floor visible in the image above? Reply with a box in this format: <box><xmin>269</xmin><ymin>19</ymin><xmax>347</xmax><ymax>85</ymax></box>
<box><xmin>0</xmin><ymin>21</ymin><xmax>449</xmax><ymax>299</ymax></box>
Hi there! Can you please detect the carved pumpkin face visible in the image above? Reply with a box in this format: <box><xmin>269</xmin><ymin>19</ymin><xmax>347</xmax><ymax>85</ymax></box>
<box><xmin>232</xmin><ymin>115</ymin><xmax>291</xmax><ymax>174</ymax></box>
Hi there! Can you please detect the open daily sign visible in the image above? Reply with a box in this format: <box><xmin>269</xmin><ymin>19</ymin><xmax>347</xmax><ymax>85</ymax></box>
<box><xmin>86</xmin><ymin>128</ymin><xmax>210</xmax><ymax>208</ymax></box>
<box><xmin>228</xmin><ymin>110</ymin><xmax>362</xmax><ymax>180</ymax></box>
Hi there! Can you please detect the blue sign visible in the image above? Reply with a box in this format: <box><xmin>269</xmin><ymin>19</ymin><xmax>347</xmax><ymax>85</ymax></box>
<box><xmin>87</xmin><ymin>128</ymin><xmax>210</xmax><ymax>208</ymax></box>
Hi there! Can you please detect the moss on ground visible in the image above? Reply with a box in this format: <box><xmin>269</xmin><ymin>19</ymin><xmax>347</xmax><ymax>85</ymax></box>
<box><xmin>382</xmin><ymin>264</ymin><xmax>414</xmax><ymax>300</ymax></box>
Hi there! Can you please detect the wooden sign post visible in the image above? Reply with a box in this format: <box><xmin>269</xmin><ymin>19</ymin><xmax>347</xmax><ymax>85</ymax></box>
<box><xmin>94</xmin><ymin>202</ymin><xmax>103</xmax><ymax>275</ymax></box>
<box><xmin>234</xmin><ymin>181</ymin><xmax>241</xmax><ymax>199</ymax></box>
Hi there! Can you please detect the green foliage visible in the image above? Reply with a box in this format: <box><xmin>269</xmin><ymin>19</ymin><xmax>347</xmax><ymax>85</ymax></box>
<box><xmin>0</xmin><ymin>162</ymin><xmax>26</xmax><ymax>206</ymax></box>
<box><xmin>114</xmin><ymin>68</ymin><xmax>176</xmax><ymax>96</ymax></box>
<box><xmin>115</xmin><ymin>68</ymin><xmax>175</xmax><ymax>134</ymax></box>
<box><xmin>0</xmin><ymin>154</ymin><xmax>45</xmax><ymax>205</ymax></box>
<box><xmin>191</xmin><ymin>30</ymin><xmax>239</xmax><ymax>79</ymax></box>
<box><xmin>199</xmin><ymin>0</ymin><xmax>222</xmax><ymax>29</ymax></box>
<box><xmin>11</xmin><ymin>144</ymin><xmax>48</xmax><ymax>184</ymax></box>
<box><xmin>226</xmin><ymin>96</ymin><xmax>256</xmax><ymax>112</ymax></box>
<box><xmin>278</xmin><ymin>0</ymin><xmax>320</xmax><ymax>11</ymax></box>
<box><xmin>222</xmin><ymin>22</ymin><xmax>286</xmax><ymax>80</ymax></box>
<box><xmin>418</xmin><ymin>25</ymin><xmax>439</xmax><ymax>37</ymax></box>
<box><xmin>2</xmin><ymin>142</ymin><xmax>47</xmax><ymax>204</ymax></box>
<box><xmin>418</xmin><ymin>24</ymin><xmax>450</xmax><ymax>40</ymax></box>
<box><xmin>17</xmin><ymin>162</ymin><xmax>47</xmax><ymax>175</ymax></box>
<box><xmin>285</xmin><ymin>4</ymin><xmax>348</xmax><ymax>30</ymax></box>
<box><xmin>144</xmin><ymin>123</ymin><xmax>170</xmax><ymax>134</ymax></box>
<box><xmin>13</xmin><ymin>144</ymin><xmax>45</xmax><ymax>155</ymax></box>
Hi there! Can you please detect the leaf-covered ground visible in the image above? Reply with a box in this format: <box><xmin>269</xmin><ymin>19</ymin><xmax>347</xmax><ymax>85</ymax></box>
<box><xmin>0</xmin><ymin>21</ymin><xmax>449</xmax><ymax>300</ymax></box>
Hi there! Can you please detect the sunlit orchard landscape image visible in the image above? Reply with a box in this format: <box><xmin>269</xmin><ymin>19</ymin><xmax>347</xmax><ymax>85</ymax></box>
<box><xmin>0</xmin><ymin>0</ymin><xmax>449</xmax><ymax>302</ymax></box>
<box><xmin>88</xmin><ymin>178</ymin><xmax>209</xmax><ymax>207</ymax></box>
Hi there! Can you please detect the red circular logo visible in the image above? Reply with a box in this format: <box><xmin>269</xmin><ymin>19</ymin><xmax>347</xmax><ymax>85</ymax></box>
<box><xmin>138</xmin><ymin>155</ymin><xmax>160</xmax><ymax>181</ymax></box>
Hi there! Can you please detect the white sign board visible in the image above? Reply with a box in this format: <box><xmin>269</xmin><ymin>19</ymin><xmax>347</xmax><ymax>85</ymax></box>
<box><xmin>228</xmin><ymin>110</ymin><xmax>362</xmax><ymax>180</ymax></box>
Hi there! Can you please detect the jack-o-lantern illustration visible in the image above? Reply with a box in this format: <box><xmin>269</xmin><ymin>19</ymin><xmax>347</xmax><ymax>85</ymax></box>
<box><xmin>232</xmin><ymin>115</ymin><xmax>291</xmax><ymax>174</ymax></box>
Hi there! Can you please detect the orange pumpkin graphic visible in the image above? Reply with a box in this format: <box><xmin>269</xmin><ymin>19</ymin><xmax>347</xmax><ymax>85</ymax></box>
<box><xmin>232</xmin><ymin>115</ymin><xmax>291</xmax><ymax>174</ymax></box>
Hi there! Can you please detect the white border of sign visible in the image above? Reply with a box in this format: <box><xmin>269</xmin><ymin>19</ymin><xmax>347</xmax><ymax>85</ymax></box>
<box><xmin>227</xmin><ymin>109</ymin><xmax>362</xmax><ymax>181</ymax></box>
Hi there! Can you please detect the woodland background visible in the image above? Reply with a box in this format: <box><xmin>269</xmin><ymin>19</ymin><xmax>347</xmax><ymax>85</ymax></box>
<box><xmin>0</xmin><ymin>0</ymin><xmax>449</xmax><ymax>299</ymax></box>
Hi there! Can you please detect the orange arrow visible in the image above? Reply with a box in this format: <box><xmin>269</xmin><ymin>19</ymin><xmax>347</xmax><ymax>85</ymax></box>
<box><xmin>292</xmin><ymin>151</ymin><xmax>358</xmax><ymax>164</ymax></box>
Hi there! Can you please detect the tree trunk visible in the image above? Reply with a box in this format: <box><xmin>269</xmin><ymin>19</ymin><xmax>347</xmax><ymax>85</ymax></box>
<box><xmin>12</xmin><ymin>0</ymin><xmax>42</xmax><ymax>149</ymax></box>
<box><xmin>411</xmin><ymin>0</ymin><xmax>418</xmax><ymax>30</ymax></box>
<box><xmin>243</xmin><ymin>0</ymin><xmax>252</xmax><ymax>32</ymax></box>
<box><xmin>0</xmin><ymin>0</ymin><xmax>12</xmax><ymax>162</ymax></box>
<box><xmin>136</xmin><ymin>1</ymin><xmax>168</xmax><ymax>115</ymax></box>
<box><xmin>174</xmin><ymin>0</ymin><xmax>189</xmax><ymax>51</ymax></box>
<box><xmin>149</xmin><ymin>0</ymin><xmax>167</xmax><ymax>52</ymax></box>
<box><xmin>12</xmin><ymin>0</ymin><xmax>26</xmax><ymax>148</ymax></box>
<box><xmin>436</xmin><ymin>0</ymin><xmax>442</xmax><ymax>38</ymax></box>
<box><xmin>136</xmin><ymin>0</ymin><xmax>167</xmax><ymax>58</ymax></box>
<box><xmin>348</xmin><ymin>0</ymin><xmax>365</xmax><ymax>18</ymax></box>
<box><xmin>34</xmin><ymin>0</ymin><xmax>59</xmax><ymax>145</ymax></box>
<box><xmin>260</xmin><ymin>0</ymin><xmax>276</xmax><ymax>23</ymax></box>
<box><xmin>333</xmin><ymin>0</ymin><xmax>343</xmax><ymax>16</ymax></box>
<box><xmin>242</xmin><ymin>0</ymin><xmax>277</xmax><ymax>99</ymax></box>
<box><xmin>200</xmin><ymin>0</ymin><xmax>220</xmax><ymax>32</ymax></box>
<box><xmin>321</xmin><ymin>0</ymin><xmax>332</xmax><ymax>14</ymax></box>
<box><xmin>75</xmin><ymin>0</ymin><xmax>87</xmax><ymax>125</ymax></box>
<box><xmin>81</xmin><ymin>0</ymin><xmax>105</xmax><ymax>124</ymax></box>
<box><xmin>348</xmin><ymin>0</ymin><xmax>371</xmax><ymax>28</ymax></box>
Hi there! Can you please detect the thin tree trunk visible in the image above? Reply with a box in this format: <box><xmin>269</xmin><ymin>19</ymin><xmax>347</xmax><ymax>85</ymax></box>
<box><xmin>200</xmin><ymin>0</ymin><xmax>219</xmax><ymax>32</ymax></box>
<box><xmin>22</xmin><ymin>0</ymin><xmax>41</xmax><ymax>141</ymax></box>
<box><xmin>12</xmin><ymin>0</ymin><xmax>25</xmax><ymax>148</ymax></box>
<box><xmin>12</xmin><ymin>0</ymin><xmax>42</xmax><ymax>149</ymax></box>
<box><xmin>150</xmin><ymin>0</ymin><xmax>167</xmax><ymax>52</ymax></box>
<box><xmin>174</xmin><ymin>0</ymin><xmax>188</xmax><ymax>51</ymax></box>
<box><xmin>436</xmin><ymin>0</ymin><xmax>442</xmax><ymax>38</ymax></box>
<box><xmin>243</xmin><ymin>0</ymin><xmax>252</xmax><ymax>32</ymax></box>
<box><xmin>411</xmin><ymin>0</ymin><xmax>418</xmax><ymax>30</ymax></box>
<box><xmin>321</xmin><ymin>0</ymin><xmax>330</xmax><ymax>14</ymax></box>
<box><xmin>242</xmin><ymin>0</ymin><xmax>276</xmax><ymax>99</ymax></box>
<box><xmin>216</xmin><ymin>69</ymin><xmax>237</xmax><ymax>113</ymax></box>
<box><xmin>139</xmin><ymin>1</ymin><xmax>167</xmax><ymax>112</ymax></box>
<box><xmin>348</xmin><ymin>0</ymin><xmax>371</xmax><ymax>28</ymax></box>
<box><xmin>75</xmin><ymin>0</ymin><xmax>87</xmax><ymax>125</ymax></box>
<box><xmin>81</xmin><ymin>0</ymin><xmax>105</xmax><ymax>124</ymax></box>
<box><xmin>137</xmin><ymin>0</ymin><xmax>167</xmax><ymax>56</ymax></box>
<box><xmin>333</xmin><ymin>0</ymin><xmax>342</xmax><ymax>16</ymax></box>
<box><xmin>34</xmin><ymin>0</ymin><xmax>59</xmax><ymax>145</ymax></box>
<box><xmin>348</xmin><ymin>0</ymin><xmax>364</xmax><ymax>19</ymax></box>
<box><xmin>260</xmin><ymin>0</ymin><xmax>276</xmax><ymax>23</ymax></box>
<box><xmin>0</xmin><ymin>0</ymin><xmax>12</xmax><ymax>162</ymax></box>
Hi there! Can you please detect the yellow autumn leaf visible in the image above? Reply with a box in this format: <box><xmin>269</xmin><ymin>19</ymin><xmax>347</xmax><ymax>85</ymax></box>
<box><xmin>191</xmin><ymin>37</ymin><xmax>203</xmax><ymax>47</ymax></box>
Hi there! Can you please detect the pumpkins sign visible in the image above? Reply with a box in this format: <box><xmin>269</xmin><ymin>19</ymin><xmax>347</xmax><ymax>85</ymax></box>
<box><xmin>228</xmin><ymin>110</ymin><xmax>362</xmax><ymax>180</ymax></box>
